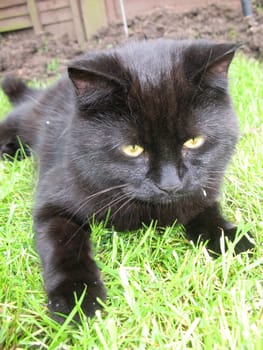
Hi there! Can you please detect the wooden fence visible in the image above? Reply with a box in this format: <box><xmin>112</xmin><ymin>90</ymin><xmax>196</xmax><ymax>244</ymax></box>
<box><xmin>0</xmin><ymin>0</ymin><xmax>107</xmax><ymax>46</ymax></box>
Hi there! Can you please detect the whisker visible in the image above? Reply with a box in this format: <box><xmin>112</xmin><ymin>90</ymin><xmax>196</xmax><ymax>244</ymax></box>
<box><xmin>110</xmin><ymin>195</ymin><xmax>134</xmax><ymax>220</ymax></box>
<box><xmin>202</xmin><ymin>184</ymin><xmax>219</xmax><ymax>191</ymax></box>
<box><xmin>67</xmin><ymin>183</ymin><xmax>128</xmax><ymax>222</ymax></box>
<box><xmin>63</xmin><ymin>194</ymin><xmax>128</xmax><ymax>247</ymax></box>
<box><xmin>90</xmin><ymin>192</ymin><xmax>131</xmax><ymax>220</ymax></box>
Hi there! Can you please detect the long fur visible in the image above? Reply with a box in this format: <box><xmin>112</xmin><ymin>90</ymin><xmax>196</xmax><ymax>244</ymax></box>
<box><xmin>0</xmin><ymin>39</ymin><xmax>253</xmax><ymax>322</ymax></box>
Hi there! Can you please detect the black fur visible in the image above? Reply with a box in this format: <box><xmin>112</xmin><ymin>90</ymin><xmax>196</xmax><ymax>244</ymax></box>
<box><xmin>0</xmin><ymin>39</ymin><xmax>253</xmax><ymax>322</ymax></box>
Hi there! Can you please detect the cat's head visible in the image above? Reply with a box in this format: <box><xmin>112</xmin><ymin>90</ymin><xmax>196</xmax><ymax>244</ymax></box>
<box><xmin>67</xmin><ymin>39</ymin><xmax>238</xmax><ymax>205</ymax></box>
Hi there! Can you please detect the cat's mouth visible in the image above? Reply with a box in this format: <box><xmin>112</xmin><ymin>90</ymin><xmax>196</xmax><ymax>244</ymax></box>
<box><xmin>124</xmin><ymin>183</ymin><xmax>201</xmax><ymax>204</ymax></box>
<box><xmin>148</xmin><ymin>191</ymin><xmax>192</xmax><ymax>204</ymax></box>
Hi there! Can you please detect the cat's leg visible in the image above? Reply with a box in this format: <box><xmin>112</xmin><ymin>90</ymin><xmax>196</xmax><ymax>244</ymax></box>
<box><xmin>34</xmin><ymin>215</ymin><xmax>106</xmax><ymax>323</ymax></box>
<box><xmin>185</xmin><ymin>202</ymin><xmax>254</xmax><ymax>255</ymax></box>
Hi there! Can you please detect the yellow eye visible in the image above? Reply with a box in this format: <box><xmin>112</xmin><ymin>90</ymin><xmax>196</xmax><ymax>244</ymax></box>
<box><xmin>183</xmin><ymin>136</ymin><xmax>205</xmax><ymax>149</ymax></box>
<box><xmin>121</xmin><ymin>144</ymin><xmax>144</xmax><ymax>157</ymax></box>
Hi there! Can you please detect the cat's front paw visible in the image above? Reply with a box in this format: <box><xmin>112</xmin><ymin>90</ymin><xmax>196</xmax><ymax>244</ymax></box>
<box><xmin>219</xmin><ymin>226</ymin><xmax>254</xmax><ymax>255</ymax></box>
<box><xmin>185</xmin><ymin>204</ymin><xmax>254</xmax><ymax>256</ymax></box>
<box><xmin>47</xmin><ymin>280</ymin><xmax>106</xmax><ymax>323</ymax></box>
<box><xmin>198</xmin><ymin>226</ymin><xmax>254</xmax><ymax>256</ymax></box>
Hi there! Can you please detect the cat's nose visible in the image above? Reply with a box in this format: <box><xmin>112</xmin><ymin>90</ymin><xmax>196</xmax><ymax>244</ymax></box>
<box><xmin>158</xmin><ymin>164</ymin><xmax>182</xmax><ymax>193</ymax></box>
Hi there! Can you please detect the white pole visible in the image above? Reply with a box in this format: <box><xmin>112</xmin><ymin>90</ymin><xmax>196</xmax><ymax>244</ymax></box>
<box><xmin>119</xmin><ymin>0</ymin><xmax>129</xmax><ymax>38</ymax></box>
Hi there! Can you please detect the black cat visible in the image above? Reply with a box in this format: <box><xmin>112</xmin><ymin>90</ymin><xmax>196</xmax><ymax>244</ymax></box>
<box><xmin>0</xmin><ymin>39</ymin><xmax>253</xmax><ymax>322</ymax></box>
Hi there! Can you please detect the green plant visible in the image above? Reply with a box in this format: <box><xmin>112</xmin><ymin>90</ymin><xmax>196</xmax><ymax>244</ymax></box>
<box><xmin>46</xmin><ymin>58</ymin><xmax>60</xmax><ymax>74</ymax></box>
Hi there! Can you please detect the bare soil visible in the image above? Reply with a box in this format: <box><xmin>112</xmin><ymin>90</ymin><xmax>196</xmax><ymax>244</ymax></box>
<box><xmin>0</xmin><ymin>3</ymin><xmax>262</xmax><ymax>81</ymax></box>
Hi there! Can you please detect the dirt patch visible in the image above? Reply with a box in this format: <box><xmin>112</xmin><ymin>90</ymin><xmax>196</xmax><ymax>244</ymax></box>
<box><xmin>0</xmin><ymin>4</ymin><xmax>262</xmax><ymax>81</ymax></box>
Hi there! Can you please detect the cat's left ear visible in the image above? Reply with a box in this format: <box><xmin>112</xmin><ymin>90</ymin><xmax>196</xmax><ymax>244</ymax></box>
<box><xmin>68</xmin><ymin>66</ymin><xmax>122</xmax><ymax>97</ymax></box>
<box><xmin>184</xmin><ymin>42</ymin><xmax>238</xmax><ymax>90</ymax></box>
<box><xmin>68</xmin><ymin>55</ymin><xmax>127</xmax><ymax>98</ymax></box>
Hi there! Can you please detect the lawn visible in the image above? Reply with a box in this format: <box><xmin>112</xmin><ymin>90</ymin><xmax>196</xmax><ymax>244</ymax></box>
<box><xmin>0</xmin><ymin>55</ymin><xmax>262</xmax><ymax>349</ymax></box>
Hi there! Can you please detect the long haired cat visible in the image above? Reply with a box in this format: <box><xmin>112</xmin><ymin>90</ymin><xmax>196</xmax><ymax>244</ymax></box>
<box><xmin>0</xmin><ymin>39</ymin><xmax>253</xmax><ymax>322</ymax></box>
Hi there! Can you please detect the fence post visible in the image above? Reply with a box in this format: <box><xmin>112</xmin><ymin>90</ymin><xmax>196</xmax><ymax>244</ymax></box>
<box><xmin>80</xmin><ymin>0</ymin><xmax>108</xmax><ymax>40</ymax></box>
<box><xmin>69</xmin><ymin>0</ymin><xmax>86</xmax><ymax>47</ymax></box>
<box><xmin>27</xmin><ymin>0</ymin><xmax>42</xmax><ymax>34</ymax></box>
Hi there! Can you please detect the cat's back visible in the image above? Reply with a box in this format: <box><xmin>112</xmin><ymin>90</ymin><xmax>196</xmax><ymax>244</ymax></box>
<box><xmin>31</xmin><ymin>76</ymin><xmax>76</xmax><ymax>170</ymax></box>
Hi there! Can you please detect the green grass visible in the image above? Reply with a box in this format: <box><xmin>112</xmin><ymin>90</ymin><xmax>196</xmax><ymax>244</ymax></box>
<box><xmin>0</xmin><ymin>55</ymin><xmax>262</xmax><ymax>349</ymax></box>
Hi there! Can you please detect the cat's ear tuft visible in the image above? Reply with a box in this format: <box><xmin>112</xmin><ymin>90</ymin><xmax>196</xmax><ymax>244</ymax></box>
<box><xmin>68</xmin><ymin>66</ymin><xmax>121</xmax><ymax>97</ymax></box>
<box><xmin>68</xmin><ymin>54</ymin><xmax>129</xmax><ymax>98</ymax></box>
<box><xmin>184</xmin><ymin>42</ymin><xmax>238</xmax><ymax>90</ymax></box>
<box><xmin>202</xmin><ymin>43</ymin><xmax>238</xmax><ymax>81</ymax></box>
<box><xmin>68</xmin><ymin>67</ymin><xmax>89</xmax><ymax>95</ymax></box>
